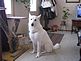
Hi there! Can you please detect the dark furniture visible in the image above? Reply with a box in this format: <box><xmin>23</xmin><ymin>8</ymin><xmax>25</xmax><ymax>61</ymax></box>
<box><xmin>71</xmin><ymin>19</ymin><xmax>81</xmax><ymax>61</ymax></box>
<box><xmin>0</xmin><ymin>7</ymin><xmax>9</xmax><ymax>61</ymax></box>
<box><xmin>0</xmin><ymin>27</ymin><xmax>2</xmax><ymax>61</ymax></box>
<box><xmin>80</xmin><ymin>48</ymin><xmax>81</xmax><ymax>61</ymax></box>
<box><xmin>77</xmin><ymin>31</ymin><xmax>81</xmax><ymax>61</ymax></box>
<box><xmin>71</xmin><ymin>19</ymin><xmax>81</xmax><ymax>45</ymax></box>
<box><xmin>71</xmin><ymin>19</ymin><xmax>81</xmax><ymax>33</ymax></box>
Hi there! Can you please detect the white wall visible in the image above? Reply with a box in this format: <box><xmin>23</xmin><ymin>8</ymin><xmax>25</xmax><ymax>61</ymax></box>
<box><xmin>56</xmin><ymin>0</ymin><xmax>80</xmax><ymax>20</ymax></box>
<box><xmin>8</xmin><ymin>0</ymin><xmax>29</xmax><ymax>34</ymax></box>
<box><xmin>14</xmin><ymin>0</ymin><xmax>29</xmax><ymax>34</ymax></box>
<box><xmin>12</xmin><ymin>0</ymin><xmax>41</xmax><ymax>34</ymax></box>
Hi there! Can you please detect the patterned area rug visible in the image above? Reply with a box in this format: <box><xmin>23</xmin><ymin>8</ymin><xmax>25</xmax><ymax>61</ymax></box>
<box><xmin>48</xmin><ymin>32</ymin><xmax>64</xmax><ymax>45</ymax></box>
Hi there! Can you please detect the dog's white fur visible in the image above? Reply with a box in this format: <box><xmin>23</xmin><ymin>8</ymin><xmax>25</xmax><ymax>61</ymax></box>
<box><xmin>28</xmin><ymin>14</ymin><xmax>60</xmax><ymax>58</ymax></box>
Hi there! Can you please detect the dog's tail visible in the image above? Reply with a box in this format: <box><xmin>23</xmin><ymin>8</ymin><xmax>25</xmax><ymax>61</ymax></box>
<box><xmin>53</xmin><ymin>43</ymin><xmax>61</xmax><ymax>49</ymax></box>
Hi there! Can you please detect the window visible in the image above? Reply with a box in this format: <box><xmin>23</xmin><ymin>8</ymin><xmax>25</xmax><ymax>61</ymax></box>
<box><xmin>30</xmin><ymin>0</ymin><xmax>37</xmax><ymax>11</ymax></box>
<box><xmin>4</xmin><ymin>0</ymin><xmax>11</xmax><ymax>14</ymax></box>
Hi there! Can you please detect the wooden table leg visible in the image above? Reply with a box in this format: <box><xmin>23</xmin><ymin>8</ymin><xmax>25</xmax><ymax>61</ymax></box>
<box><xmin>79</xmin><ymin>48</ymin><xmax>81</xmax><ymax>61</ymax></box>
<box><xmin>71</xmin><ymin>24</ymin><xmax>73</xmax><ymax>34</ymax></box>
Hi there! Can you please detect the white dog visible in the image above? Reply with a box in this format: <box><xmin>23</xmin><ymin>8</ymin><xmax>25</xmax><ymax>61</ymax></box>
<box><xmin>28</xmin><ymin>14</ymin><xmax>60</xmax><ymax>58</ymax></box>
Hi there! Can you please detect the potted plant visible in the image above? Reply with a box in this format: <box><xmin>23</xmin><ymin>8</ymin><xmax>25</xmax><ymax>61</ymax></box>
<box><xmin>16</xmin><ymin>0</ymin><xmax>30</xmax><ymax>8</ymax></box>
<box><xmin>62</xmin><ymin>7</ymin><xmax>70</xmax><ymax>20</ymax></box>
<box><xmin>62</xmin><ymin>7</ymin><xmax>70</xmax><ymax>26</ymax></box>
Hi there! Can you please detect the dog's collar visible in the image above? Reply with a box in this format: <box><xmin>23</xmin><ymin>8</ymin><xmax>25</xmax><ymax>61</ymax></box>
<box><xmin>32</xmin><ymin>31</ymin><xmax>38</xmax><ymax>33</ymax></box>
<box><xmin>29</xmin><ymin>31</ymin><xmax>38</xmax><ymax>34</ymax></box>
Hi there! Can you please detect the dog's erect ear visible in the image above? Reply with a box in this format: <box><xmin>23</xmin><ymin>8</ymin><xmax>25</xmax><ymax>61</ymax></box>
<box><xmin>29</xmin><ymin>13</ymin><xmax>31</xmax><ymax>18</ymax></box>
<box><xmin>37</xmin><ymin>14</ymin><xmax>41</xmax><ymax>19</ymax></box>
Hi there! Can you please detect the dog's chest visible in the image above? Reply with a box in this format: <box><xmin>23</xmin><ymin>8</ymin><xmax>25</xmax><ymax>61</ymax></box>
<box><xmin>29</xmin><ymin>31</ymin><xmax>44</xmax><ymax>41</ymax></box>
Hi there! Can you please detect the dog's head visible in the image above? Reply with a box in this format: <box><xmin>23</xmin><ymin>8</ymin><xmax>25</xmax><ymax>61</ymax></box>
<box><xmin>29</xmin><ymin>14</ymin><xmax>41</xmax><ymax>27</ymax></box>
<box><xmin>28</xmin><ymin>14</ymin><xmax>42</xmax><ymax>32</ymax></box>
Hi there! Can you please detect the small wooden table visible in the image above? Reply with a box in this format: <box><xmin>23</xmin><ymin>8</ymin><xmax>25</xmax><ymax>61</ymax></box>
<box><xmin>7</xmin><ymin>16</ymin><xmax>27</xmax><ymax>52</ymax></box>
<box><xmin>7</xmin><ymin>16</ymin><xmax>27</xmax><ymax>33</ymax></box>
<box><xmin>71</xmin><ymin>19</ymin><xmax>81</xmax><ymax>33</ymax></box>
<box><xmin>7</xmin><ymin>16</ymin><xmax>28</xmax><ymax>60</ymax></box>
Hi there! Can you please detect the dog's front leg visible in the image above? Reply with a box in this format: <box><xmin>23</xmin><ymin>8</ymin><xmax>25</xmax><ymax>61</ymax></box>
<box><xmin>36</xmin><ymin>41</ymin><xmax>41</xmax><ymax>58</ymax></box>
<box><xmin>31</xmin><ymin>42</ymin><xmax>37</xmax><ymax>53</ymax></box>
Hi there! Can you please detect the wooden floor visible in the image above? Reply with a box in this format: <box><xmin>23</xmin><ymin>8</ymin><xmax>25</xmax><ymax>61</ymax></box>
<box><xmin>2</xmin><ymin>44</ymin><xmax>31</xmax><ymax>61</ymax></box>
<box><xmin>2</xmin><ymin>52</ymin><xmax>14</xmax><ymax>61</ymax></box>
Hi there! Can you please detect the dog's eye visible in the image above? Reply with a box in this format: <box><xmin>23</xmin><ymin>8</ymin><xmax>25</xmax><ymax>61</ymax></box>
<box><xmin>31</xmin><ymin>19</ymin><xmax>32</xmax><ymax>20</ymax></box>
<box><xmin>34</xmin><ymin>19</ymin><xmax>36</xmax><ymax>21</ymax></box>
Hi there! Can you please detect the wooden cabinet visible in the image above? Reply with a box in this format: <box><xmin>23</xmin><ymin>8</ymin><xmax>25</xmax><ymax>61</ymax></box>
<box><xmin>71</xmin><ymin>19</ymin><xmax>81</xmax><ymax>33</ymax></box>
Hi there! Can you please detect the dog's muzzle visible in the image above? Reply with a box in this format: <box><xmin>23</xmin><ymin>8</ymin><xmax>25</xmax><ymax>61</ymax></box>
<box><xmin>31</xmin><ymin>23</ymin><xmax>34</xmax><ymax>26</ymax></box>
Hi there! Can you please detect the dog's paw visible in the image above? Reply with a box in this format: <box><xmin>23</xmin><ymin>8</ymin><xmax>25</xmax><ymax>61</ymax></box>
<box><xmin>36</xmin><ymin>55</ymin><xmax>40</xmax><ymax>58</ymax></box>
<box><xmin>53</xmin><ymin>43</ymin><xmax>61</xmax><ymax>49</ymax></box>
<box><xmin>36</xmin><ymin>52</ymin><xmax>40</xmax><ymax>58</ymax></box>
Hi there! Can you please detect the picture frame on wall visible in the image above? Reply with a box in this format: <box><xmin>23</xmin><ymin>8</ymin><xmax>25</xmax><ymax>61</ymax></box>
<box><xmin>66</xmin><ymin>0</ymin><xmax>80</xmax><ymax>3</ymax></box>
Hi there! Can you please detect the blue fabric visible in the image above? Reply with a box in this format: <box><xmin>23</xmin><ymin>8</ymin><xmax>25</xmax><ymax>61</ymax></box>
<box><xmin>0</xmin><ymin>0</ymin><xmax>4</xmax><ymax>7</ymax></box>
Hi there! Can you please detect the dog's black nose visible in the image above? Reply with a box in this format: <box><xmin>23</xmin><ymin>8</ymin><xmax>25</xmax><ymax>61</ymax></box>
<box><xmin>34</xmin><ymin>19</ymin><xmax>36</xmax><ymax>21</ymax></box>
<box><xmin>31</xmin><ymin>23</ymin><xmax>34</xmax><ymax>26</ymax></box>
